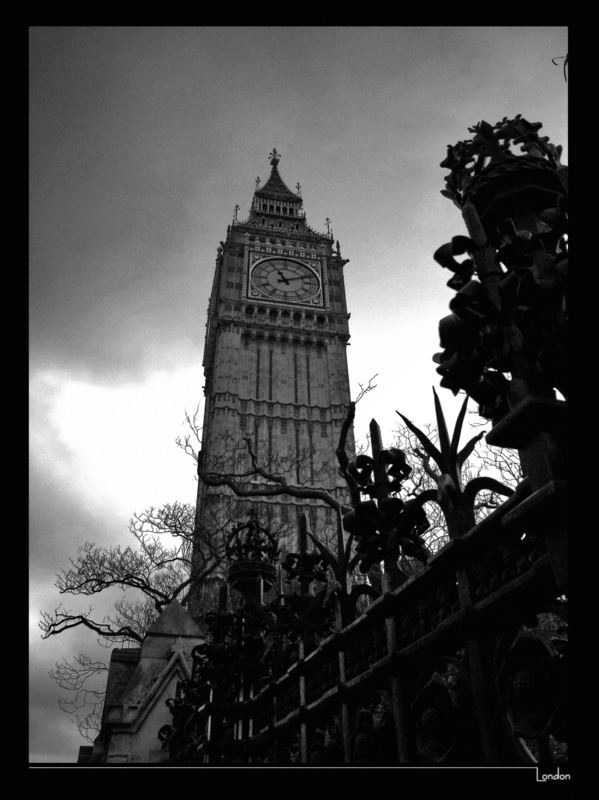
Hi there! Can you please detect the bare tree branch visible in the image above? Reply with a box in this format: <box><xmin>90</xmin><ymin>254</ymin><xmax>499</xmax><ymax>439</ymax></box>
<box><xmin>40</xmin><ymin>605</ymin><xmax>144</xmax><ymax>644</ymax></box>
<box><xmin>354</xmin><ymin>374</ymin><xmax>378</xmax><ymax>405</ymax></box>
<box><xmin>40</xmin><ymin>497</ymin><xmax>234</xmax><ymax>744</ymax></box>
<box><xmin>335</xmin><ymin>401</ymin><xmax>361</xmax><ymax>506</ymax></box>
<box><xmin>48</xmin><ymin>651</ymin><xmax>109</xmax><ymax>743</ymax></box>
<box><xmin>198</xmin><ymin>435</ymin><xmax>350</xmax><ymax>513</ymax></box>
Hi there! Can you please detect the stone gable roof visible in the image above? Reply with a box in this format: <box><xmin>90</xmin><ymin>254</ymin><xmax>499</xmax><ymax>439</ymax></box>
<box><xmin>146</xmin><ymin>599</ymin><xmax>203</xmax><ymax>638</ymax></box>
<box><xmin>102</xmin><ymin>648</ymin><xmax>141</xmax><ymax>718</ymax></box>
<box><xmin>97</xmin><ymin>602</ymin><xmax>204</xmax><ymax>741</ymax></box>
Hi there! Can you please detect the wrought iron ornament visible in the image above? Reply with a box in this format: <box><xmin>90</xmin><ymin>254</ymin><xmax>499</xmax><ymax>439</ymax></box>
<box><xmin>434</xmin><ymin>117</ymin><xmax>567</xmax><ymax>422</ymax></box>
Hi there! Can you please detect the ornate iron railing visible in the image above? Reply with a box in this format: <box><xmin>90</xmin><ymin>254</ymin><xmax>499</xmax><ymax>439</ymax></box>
<box><xmin>162</xmin><ymin>471</ymin><xmax>566</xmax><ymax>764</ymax></box>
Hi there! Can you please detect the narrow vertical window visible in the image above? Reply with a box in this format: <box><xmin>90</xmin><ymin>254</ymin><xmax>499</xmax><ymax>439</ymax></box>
<box><xmin>310</xmin><ymin>508</ymin><xmax>318</xmax><ymax>533</ymax></box>
<box><xmin>269</xmin><ymin>349</ymin><xmax>273</xmax><ymax>401</ymax></box>
<box><xmin>256</xmin><ymin>350</ymin><xmax>261</xmax><ymax>398</ymax></box>
<box><xmin>294</xmin><ymin>351</ymin><xmax>299</xmax><ymax>405</ymax></box>
<box><xmin>254</xmin><ymin>418</ymin><xmax>260</xmax><ymax>455</ymax></box>
<box><xmin>295</xmin><ymin>422</ymin><xmax>301</xmax><ymax>483</ymax></box>
<box><xmin>308</xmin><ymin>422</ymin><xmax>315</xmax><ymax>483</ymax></box>
<box><xmin>305</xmin><ymin>352</ymin><xmax>311</xmax><ymax>405</ymax></box>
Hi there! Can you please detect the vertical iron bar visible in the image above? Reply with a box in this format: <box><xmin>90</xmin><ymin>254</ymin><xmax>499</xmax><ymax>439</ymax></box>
<box><xmin>456</xmin><ymin>565</ymin><xmax>502</xmax><ymax>763</ymax></box>
<box><xmin>370</xmin><ymin>418</ymin><xmax>410</xmax><ymax>763</ymax></box>
<box><xmin>336</xmin><ymin>504</ymin><xmax>352</xmax><ymax>763</ymax></box>
<box><xmin>256</xmin><ymin>348</ymin><xmax>261</xmax><ymax>398</ymax></box>
<box><xmin>299</xmin><ymin>514</ymin><xmax>309</xmax><ymax>764</ymax></box>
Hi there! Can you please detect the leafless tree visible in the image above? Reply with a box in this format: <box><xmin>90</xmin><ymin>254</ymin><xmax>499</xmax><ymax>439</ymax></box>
<box><xmin>49</xmin><ymin>653</ymin><xmax>108</xmax><ymax>744</ymax></box>
<box><xmin>476</xmin><ymin>439</ymin><xmax>523</xmax><ymax>490</ymax></box>
<box><xmin>40</xmin><ymin>502</ymin><xmax>226</xmax><ymax>642</ymax></box>
<box><xmin>40</xmin><ymin>501</ymin><xmax>230</xmax><ymax>741</ymax></box>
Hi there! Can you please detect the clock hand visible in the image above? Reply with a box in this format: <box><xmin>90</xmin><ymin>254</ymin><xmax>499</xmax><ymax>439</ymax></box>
<box><xmin>277</xmin><ymin>270</ymin><xmax>290</xmax><ymax>285</ymax></box>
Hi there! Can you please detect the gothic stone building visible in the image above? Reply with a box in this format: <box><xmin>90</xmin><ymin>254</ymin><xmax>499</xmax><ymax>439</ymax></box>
<box><xmin>191</xmin><ymin>149</ymin><xmax>354</xmax><ymax>614</ymax></box>
<box><xmin>77</xmin><ymin>601</ymin><xmax>205</xmax><ymax>764</ymax></box>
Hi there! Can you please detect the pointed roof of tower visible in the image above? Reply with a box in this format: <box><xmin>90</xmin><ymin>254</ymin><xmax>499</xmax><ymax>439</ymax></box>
<box><xmin>255</xmin><ymin>148</ymin><xmax>301</xmax><ymax>201</ymax></box>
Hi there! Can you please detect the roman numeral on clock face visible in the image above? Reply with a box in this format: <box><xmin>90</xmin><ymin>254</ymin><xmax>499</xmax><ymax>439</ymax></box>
<box><xmin>250</xmin><ymin>257</ymin><xmax>321</xmax><ymax>305</ymax></box>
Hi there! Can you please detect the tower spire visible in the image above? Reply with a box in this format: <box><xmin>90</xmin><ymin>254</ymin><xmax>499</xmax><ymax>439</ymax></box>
<box><xmin>250</xmin><ymin>149</ymin><xmax>303</xmax><ymax>223</ymax></box>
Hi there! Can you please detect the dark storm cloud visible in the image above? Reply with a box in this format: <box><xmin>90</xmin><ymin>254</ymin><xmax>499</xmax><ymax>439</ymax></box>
<box><xmin>30</xmin><ymin>26</ymin><xmax>568</xmax><ymax>384</ymax></box>
<box><xmin>29</xmin><ymin>454</ymin><xmax>123</xmax><ymax>588</ymax></box>
<box><xmin>29</xmin><ymin>667</ymin><xmax>87</xmax><ymax>762</ymax></box>
<box><xmin>29</xmin><ymin>602</ymin><xmax>119</xmax><ymax>763</ymax></box>
<box><xmin>30</xmin><ymin>28</ymin><xmax>215</xmax><ymax>380</ymax></box>
<box><xmin>29</xmin><ymin>445</ymin><xmax>143</xmax><ymax>763</ymax></box>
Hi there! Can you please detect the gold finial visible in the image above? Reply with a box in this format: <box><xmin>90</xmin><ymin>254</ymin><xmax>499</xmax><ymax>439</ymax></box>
<box><xmin>233</xmin><ymin>204</ymin><xmax>240</xmax><ymax>223</ymax></box>
<box><xmin>269</xmin><ymin>148</ymin><xmax>281</xmax><ymax>167</ymax></box>
<box><xmin>296</xmin><ymin>182</ymin><xmax>302</xmax><ymax>197</ymax></box>
<box><xmin>325</xmin><ymin>217</ymin><xmax>333</xmax><ymax>237</ymax></box>
<box><xmin>255</xmin><ymin>176</ymin><xmax>261</xmax><ymax>190</ymax></box>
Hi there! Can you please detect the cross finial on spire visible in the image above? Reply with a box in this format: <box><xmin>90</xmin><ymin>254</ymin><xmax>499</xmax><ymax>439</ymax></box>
<box><xmin>269</xmin><ymin>148</ymin><xmax>281</xmax><ymax>167</ymax></box>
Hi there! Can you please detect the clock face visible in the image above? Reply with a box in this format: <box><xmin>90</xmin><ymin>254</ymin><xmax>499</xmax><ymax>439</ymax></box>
<box><xmin>249</xmin><ymin>258</ymin><xmax>321</xmax><ymax>305</ymax></box>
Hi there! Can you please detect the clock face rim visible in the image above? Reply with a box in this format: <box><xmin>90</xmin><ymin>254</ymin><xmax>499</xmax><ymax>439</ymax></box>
<box><xmin>249</xmin><ymin>257</ymin><xmax>322</xmax><ymax>306</ymax></box>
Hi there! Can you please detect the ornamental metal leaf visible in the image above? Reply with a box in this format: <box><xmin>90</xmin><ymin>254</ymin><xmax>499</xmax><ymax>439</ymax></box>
<box><xmin>396</xmin><ymin>410</ymin><xmax>443</xmax><ymax>470</ymax></box>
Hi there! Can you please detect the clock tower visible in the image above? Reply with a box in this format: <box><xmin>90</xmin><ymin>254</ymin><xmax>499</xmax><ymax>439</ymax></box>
<box><xmin>193</xmin><ymin>150</ymin><xmax>354</xmax><ymax>611</ymax></box>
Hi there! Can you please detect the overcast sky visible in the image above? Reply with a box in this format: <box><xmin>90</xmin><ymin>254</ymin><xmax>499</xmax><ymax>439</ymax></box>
<box><xmin>29</xmin><ymin>26</ymin><xmax>568</xmax><ymax>763</ymax></box>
